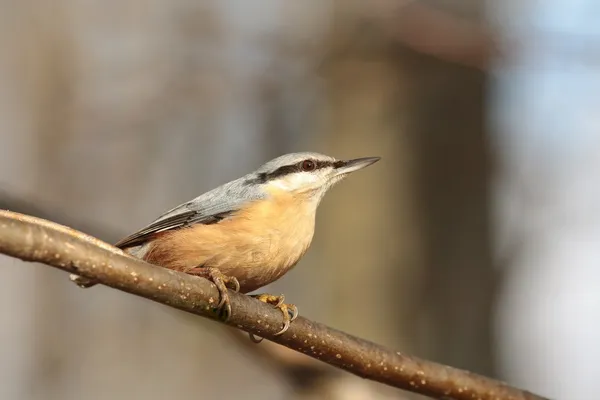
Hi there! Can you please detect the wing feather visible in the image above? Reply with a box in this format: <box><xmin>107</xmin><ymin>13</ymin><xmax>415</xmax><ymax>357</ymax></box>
<box><xmin>114</xmin><ymin>176</ymin><xmax>264</xmax><ymax>249</ymax></box>
<box><xmin>114</xmin><ymin>210</ymin><xmax>201</xmax><ymax>248</ymax></box>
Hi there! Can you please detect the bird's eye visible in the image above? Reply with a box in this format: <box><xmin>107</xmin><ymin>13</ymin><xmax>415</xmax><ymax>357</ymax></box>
<box><xmin>301</xmin><ymin>160</ymin><xmax>316</xmax><ymax>171</ymax></box>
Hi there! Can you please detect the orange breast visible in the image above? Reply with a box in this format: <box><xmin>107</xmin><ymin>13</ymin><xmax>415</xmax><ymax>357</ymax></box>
<box><xmin>143</xmin><ymin>189</ymin><xmax>317</xmax><ymax>293</ymax></box>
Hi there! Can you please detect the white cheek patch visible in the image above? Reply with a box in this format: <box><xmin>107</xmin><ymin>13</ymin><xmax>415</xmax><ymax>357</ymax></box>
<box><xmin>270</xmin><ymin>172</ymin><xmax>320</xmax><ymax>191</ymax></box>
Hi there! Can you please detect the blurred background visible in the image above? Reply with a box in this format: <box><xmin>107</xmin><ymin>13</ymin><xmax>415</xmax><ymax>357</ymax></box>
<box><xmin>0</xmin><ymin>0</ymin><xmax>598</xmax><ymax>399</ymax></box>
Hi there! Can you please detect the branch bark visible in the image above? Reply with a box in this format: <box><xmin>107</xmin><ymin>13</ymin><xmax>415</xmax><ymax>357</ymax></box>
<box><xmin>0</xmin><ymin>210</ymin><xmax>546</xmax><ymax>400</ymax></box>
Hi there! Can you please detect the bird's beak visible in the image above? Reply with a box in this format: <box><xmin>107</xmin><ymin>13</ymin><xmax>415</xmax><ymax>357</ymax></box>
<box><xmin>334</xmin><ymin>157</ymin><xmax>381</xmax><ymax>176</ymax></box>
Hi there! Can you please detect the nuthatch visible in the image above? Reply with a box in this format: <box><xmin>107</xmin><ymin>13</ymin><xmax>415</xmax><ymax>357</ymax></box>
<box><xmin>75</xmin><ymin>152</ymin><xmax>380</xmax><ymax>337</ymax></box>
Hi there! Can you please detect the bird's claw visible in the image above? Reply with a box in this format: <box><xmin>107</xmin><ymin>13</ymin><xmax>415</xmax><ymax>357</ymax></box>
<box><xmin>248</xmin><ymin>294</ymin><xmax>298</xmax><ymax>343</ymax></box>
<box><xmin>230</xmin><ymin>276</ymin><xmax>241</xmax><ymax>293</ymax></box>
<box><xmin>188</xmin><ymin>267</ymin><xmax>239</xmax><ymax>322</ymax></box>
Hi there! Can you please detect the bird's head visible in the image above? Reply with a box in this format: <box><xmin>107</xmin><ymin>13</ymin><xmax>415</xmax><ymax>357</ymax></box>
<box><xmin>252</xmin><ymin>152</ymin><xmax>380</xmax><ymax>204</ymax></box>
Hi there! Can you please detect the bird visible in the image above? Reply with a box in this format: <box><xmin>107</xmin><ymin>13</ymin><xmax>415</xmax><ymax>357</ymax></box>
<box><xmin>72</xmin><ymin>152</ymin><xmax>380</xmax><ymax>338</ymax></box>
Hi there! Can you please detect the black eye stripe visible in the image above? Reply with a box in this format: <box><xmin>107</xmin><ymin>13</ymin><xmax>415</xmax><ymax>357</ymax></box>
<box><xmin>265</xmin><ymin>165</ymin><xmax>298</xmax><ymax>180</ymax></box>
<box><xmin>315</xmin><ymin>160</ymin><xmax>335</xmax><ymax>169</ymax></box>
<box><xmin>263</xmin><ymin>159</ymin><xmax>335</xmax><ymax>181</ymax></box>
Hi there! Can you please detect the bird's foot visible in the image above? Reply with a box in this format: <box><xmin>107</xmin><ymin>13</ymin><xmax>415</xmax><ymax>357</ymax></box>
<box><xmin>188</xmin><ymin>267</ymin><xmax>240</xmax><ymax>321</ymax></box>
<box><xmin>248</xmin><ymin>293</ymin><xmax>298</xmax><ymax>343</ymax></box>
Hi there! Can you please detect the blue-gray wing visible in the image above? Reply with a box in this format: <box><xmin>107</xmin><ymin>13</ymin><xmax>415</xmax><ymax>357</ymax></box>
<box><xmin>114</xmin><ymin>177</ymin><xmax>264</xmax><ymax>249</ymax></box>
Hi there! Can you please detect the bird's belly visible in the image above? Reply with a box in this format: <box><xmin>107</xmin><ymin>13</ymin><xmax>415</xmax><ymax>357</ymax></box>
<box><xmin>209</xmin><ymin>235</ymin><xmax>310</xmax><ymax>293</ymax></box>
<box><xmin>143</xmin><ymin>224</ymin><xmax>313</xmax><ymax>294</ymax></box>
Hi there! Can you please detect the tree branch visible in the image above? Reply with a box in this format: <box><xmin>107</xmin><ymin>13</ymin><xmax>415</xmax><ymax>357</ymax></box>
<box><xmin>0</xmin><ymin>210</ymin><xmax>546</xmax><ymax>400</ymax></box>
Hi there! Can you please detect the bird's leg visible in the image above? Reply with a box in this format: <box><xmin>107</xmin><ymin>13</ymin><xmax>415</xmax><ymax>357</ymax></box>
<box><xmin>248</xmin><ymin>294</ymin><xmax>298</xmax><ymax>343</ymax></box>
<box><xmin>187</xmin><ymin>267</ymin><xmax>240</xmax><ymax>321</ymax></box>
